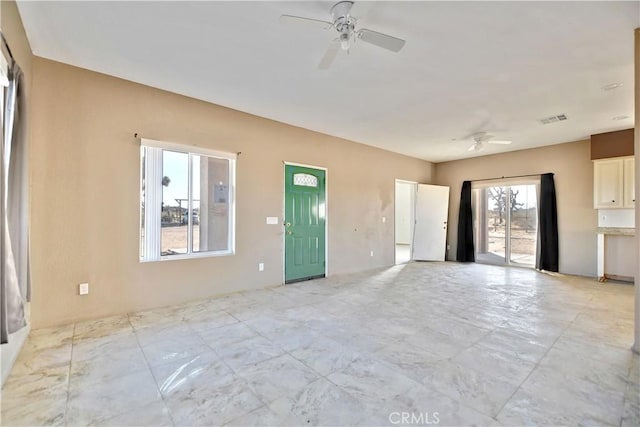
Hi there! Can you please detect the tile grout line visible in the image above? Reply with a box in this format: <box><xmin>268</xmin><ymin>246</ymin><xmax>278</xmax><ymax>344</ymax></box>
<box><xmin>127</xmin><ymin>312</ymin><xmax>178</xmax><ymax>427</ymax></box>
<box><xmin>12</xmin><ymin>264</ymin><xmax>634</xmax><ymax>426</ymax></box>
<box><xmin>63</xmin><ymin>321</ymin><xmax>76</xmax><ymax>427</ymax></box>
<box><xmin>218</xmin><ymin>301</ymin><xmax>375</xmax><ymax>419</ymax></box>
<box><xmin>491</xmin><ymin>309</ymin><xmax>580</xmax><ymax>421</ymax></box>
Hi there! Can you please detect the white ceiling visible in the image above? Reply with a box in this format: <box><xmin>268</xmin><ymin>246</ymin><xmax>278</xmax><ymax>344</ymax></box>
<box><xmin>16</xmin><ymin>1</ymin><xmax>639</xmax><ymax>162</ymax></box>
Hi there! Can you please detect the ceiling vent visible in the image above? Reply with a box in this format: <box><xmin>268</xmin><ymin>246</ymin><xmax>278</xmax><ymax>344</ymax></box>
<box><xmin>539</xmin><ymin>114</ymin><xmax>567</xmax><ymax>125</ymax></box>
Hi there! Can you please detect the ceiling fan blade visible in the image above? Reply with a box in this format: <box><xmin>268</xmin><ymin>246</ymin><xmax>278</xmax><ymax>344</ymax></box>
<box><xmin>468</xmin><ymin>142</ymin><xmax>485</xmax><ymax>152</ymax></box>
<box><xmin>487</xmin><ymin>140</ymin><xmax>512</xmax><ymax>145</ymax></box>
<box><xmin>357</xmin><ymin>28</ymin><xmax>405</xmax><ymax>52</ymax></box>
<box><xmin>461</xmin><ymin>131</ymin><xmax>492</xmax><ymax>141</ymax></box>
<box><xmin>318</xmin><ymin>43</ymin><xmax>340</xmax><ymax>70</ymax></box>
<box><xmin>280</xmin><ymin>15</ymin><xmax>333</xmax><ymax>30</ymax></box>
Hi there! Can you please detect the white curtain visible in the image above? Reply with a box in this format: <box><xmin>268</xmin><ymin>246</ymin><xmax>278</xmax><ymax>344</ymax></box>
<box><xmin>1</xmin><ymin>51</ymin><xmax>28</xmax><ymax>345</ymax></box>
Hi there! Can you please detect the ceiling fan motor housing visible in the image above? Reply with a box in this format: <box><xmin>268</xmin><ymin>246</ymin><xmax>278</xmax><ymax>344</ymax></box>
<box><xmin>331</xmin><ymin>1</ymin><xmax>354</xmax><ymax>22</ymax></box>
<box><xmin>331</xmin><ymin>1</ymin><xmax>356</xmax><ymax>50</ymax></box>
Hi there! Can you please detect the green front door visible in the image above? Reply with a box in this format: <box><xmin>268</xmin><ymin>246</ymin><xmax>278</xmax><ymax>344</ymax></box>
<box><xmin>285</xmin><ymin>165</ymin><xmax>326</xmax><ymax>283</ymax></box>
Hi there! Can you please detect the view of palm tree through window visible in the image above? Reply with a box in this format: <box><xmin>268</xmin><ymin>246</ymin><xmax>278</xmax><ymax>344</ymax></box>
<box><xmin>474</xmin><ymin>184</ymin><xmax>538</xmax><ymax>266</ymax></box>
<box><xmin>160</xmin><ymin>151</ymin><xmax>230</xmax><ymax>256</ymax></box>
<box><xmin>139</xmin><ymin>144</ymin><xmax>234</xmax><ymax>261</ymax></box>
<box><xmin>162</xmin><ymin>151</ymin><xmax>190</xmax><ymax>255</ymax></box>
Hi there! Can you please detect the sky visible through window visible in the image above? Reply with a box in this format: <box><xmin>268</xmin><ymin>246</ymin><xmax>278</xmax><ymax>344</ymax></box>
<box><xmin>162</xmin><ymin>151</ymin><xmax>200</xmax><ymax>207</ymax></box>
<box><xmin>487</xmin><ymin>185</ymin><xmax>537</xmax><ymax>210</ymax></box>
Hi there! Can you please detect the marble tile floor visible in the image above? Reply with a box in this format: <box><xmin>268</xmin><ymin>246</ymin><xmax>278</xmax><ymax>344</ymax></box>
<box><xmin>1</xmin><ymin>262</ymin><xmax>638</xmax><ymax>427</ymax></box>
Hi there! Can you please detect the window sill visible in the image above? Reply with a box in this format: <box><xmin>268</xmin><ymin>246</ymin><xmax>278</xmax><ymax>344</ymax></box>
<box><xmin>140</xmin><ymin>250</ymin><xmax>234</xmax><ymax>263</ymax></box>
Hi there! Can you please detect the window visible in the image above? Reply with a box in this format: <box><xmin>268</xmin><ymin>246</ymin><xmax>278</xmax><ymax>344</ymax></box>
<box><xmin>140</xmin><ymin>139</ymin><xmax>236</xmax><ymax>261</ymax></box>
<box><xmin>293</xmin><ymin>173</ymin><xmax>318</xmax><ymax>187</ymax></box>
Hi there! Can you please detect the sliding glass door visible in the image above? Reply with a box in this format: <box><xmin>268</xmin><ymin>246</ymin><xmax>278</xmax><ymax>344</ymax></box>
<box><xmin>508</xmin><ymin>185</ymin><xmax>538</xmax><ymax>265</ymax></box>
<box><xmin>474</xmin><ymin>184</ymin><xmax>538</xmax><ymax>267</ymax></box>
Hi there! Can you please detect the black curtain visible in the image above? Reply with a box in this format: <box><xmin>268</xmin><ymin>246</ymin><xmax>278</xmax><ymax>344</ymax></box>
<box><xmin>537</xmin><ymin>173</ymin><xmax>559</xmax><ymax>272</ymax></box>
<box><xmin>456</xmin><ymin>181</ymin><xmax>475</xmax><ymax>262</ymax></box>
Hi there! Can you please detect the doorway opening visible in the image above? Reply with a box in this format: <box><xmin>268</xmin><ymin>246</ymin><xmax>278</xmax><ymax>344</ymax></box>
<box><xmin>473</xmin><ymin>184</ymin><xmax>538</xmax><ymax>267</ymax></box>
<box><xmin>395</xmin><ymin>180</ymin><xmax>416</xmax><ymax>264</ymax></box>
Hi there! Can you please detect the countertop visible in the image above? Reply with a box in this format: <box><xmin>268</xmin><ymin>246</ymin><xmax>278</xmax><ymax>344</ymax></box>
<box><xmin>596</xmin><ymin>227</ymin><xmax>635</xmax><ymax>236</ymax></box>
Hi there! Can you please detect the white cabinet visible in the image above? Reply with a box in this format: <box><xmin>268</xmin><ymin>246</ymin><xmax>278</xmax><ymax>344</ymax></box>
<box><xmin>623</xmin><ymin>157</ymin><xmax>635</xmax><ymax>208</ymax></box>
<box><xmin>594</xmin><ymin>158</ymin><xmax>624</xmax><ymax>208</ymax></box>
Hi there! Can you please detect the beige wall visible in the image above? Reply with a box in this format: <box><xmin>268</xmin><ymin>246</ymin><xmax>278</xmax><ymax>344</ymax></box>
<box><xmin>435</xmin><ymin>140</ymin><xmax>597</xmax><ymax>277</ymax></box>
<box><xmin>29</xmin><ymin>58</ymin><xmax>434</xmax><ymax>328</ymax></box>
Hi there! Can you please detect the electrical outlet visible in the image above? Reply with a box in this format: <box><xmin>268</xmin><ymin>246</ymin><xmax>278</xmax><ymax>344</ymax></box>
<box><xmin>382</xmin><ymin>216</ymin><xmax>386</xmax><ymax>223</ymax></box>
<box><xmin>79</xmin><ymin>283</ymin><xmax>89</xmax><ymax>295</ymax></box>
<box><xmin>370</xmin><ymin>251</ymin><xmax>374</xmax><ymax>257</ymax></box>
<box><xmin>258</xmin><ymin>262</ymin><xmax>264</xmax><ymax>272</ymax></box>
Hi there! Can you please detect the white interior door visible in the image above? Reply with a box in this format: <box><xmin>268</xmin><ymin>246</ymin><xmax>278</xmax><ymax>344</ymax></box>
<box><xmin>413</xmin><ymin>184</ymin><xmax>450</xmax><ymax>261</ymax></box>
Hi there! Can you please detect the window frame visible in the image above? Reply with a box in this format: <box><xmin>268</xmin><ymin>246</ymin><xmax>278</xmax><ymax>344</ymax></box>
<box><xmin>139</xmin><ymin>138</ymin><xmax>236</xmax><ymax>262</ymax></box>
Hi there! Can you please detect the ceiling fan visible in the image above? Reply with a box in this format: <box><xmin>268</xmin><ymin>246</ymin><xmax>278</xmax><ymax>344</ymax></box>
<box><xmin>466</xmin><ymin>132</ymin><xmax>512</xmax><ymax>152</ymax></box>
<box><xmin>280</xmin><ymin>1</ymin><xmax>406</xmax><ymax>69</ymax></box>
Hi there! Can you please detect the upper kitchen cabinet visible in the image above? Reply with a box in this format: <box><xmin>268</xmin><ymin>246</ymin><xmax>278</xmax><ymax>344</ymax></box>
<box><xmin>593</xmin><ymin>156</ymin><xmax>633</xmax><ymax>209</ymax></box>
<box><xmin>594</xmin><ymin>158</ymin><xmax>624</xmax><ymax>208</ymax></box>
<box><xmin>623</xmin><ymin>157</ymin><xmax>635</xmax><ymax>208</ymax></box>
<box><xmin>591</xmin><ymin>129</ymin><xmax>634</xmax><ymax>209</ymax></box>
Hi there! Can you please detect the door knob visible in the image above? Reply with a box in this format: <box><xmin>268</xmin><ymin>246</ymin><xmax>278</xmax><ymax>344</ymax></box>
<box><xmin>286</xmin><ymin>231</ymin><xmax>292</xmax><ymax>235</ymax></box>
<box><xmin>285</xmin><ymin>222</ymin><xmax>292</xmax><ymax>227</ymax></box>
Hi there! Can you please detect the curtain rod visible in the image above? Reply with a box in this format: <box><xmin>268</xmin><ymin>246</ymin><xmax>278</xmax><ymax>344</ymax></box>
<box><xmin>134</xmin><ymin>133</ymin><xmax>242</xmax><ymax>156</ymax></box>
<box><xmin>470</xmin><ymin>173</ymin><xmax>544</xmax><ymax>183</ymax></box>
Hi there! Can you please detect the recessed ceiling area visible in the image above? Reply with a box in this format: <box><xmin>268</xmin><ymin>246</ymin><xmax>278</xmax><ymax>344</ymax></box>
<box><xmin>16</xmin><ymin>1</ymin><xmax>638</xmax><ymax>162</ymax></box>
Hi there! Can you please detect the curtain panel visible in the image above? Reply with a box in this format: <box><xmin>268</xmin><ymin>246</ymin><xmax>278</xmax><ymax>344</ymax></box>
<box><xmin>1</xmin><ymin>57</ymin><xmax>28</xmax><ymax>344</ymax></box>
<box><xmin>456</xmin><ymin>180</ymin><xmax>475</xmax><ymax>262</ymax></box>
<box><xmin>537</xmin><ymin>173</ymin><xmax>559</xmax><ymax>272</ymax></box>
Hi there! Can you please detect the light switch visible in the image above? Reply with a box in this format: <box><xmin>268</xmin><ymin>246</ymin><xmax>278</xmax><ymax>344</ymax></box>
<box><xmin>79</xmin><ymin>283</ymin><xmax>89</xmax><ymax>295</ymax></box>
<box><xmin>266</xmin><ymin>217</ymin><xmax>279</xmax><ymax>225</ymax></box>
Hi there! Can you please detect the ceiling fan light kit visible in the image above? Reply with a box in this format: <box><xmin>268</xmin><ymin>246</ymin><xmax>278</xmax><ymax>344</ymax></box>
<box><xmin>280</xmin><ymin>1</ymin><xmax>406</xmax><ymax>69</ymax></box>
<box><xmin>463</xmin><ymin>131</ymin><xmax>512</xmax><ymax>152</ymax></box>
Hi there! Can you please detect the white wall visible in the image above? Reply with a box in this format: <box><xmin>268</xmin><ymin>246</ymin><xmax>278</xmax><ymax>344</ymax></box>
<box><xmin>598</xmin><ymin>209</ymin><xmax>635</xmax><ymax>228</ymax></box>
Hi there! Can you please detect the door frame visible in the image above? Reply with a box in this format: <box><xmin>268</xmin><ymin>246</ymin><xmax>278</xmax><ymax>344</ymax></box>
<box><xmin>394</xmin><ymin>179</ymin><xmax>418</xmax><ymax>264</ymax></box>
<box><xmin>475</xmin><ymin>181</ymin><xmax>540</xmax><ymax>267</ymax></box>
<box><xmin>282</xmin><ymin>162</ymin><xmax>328</xmax><ymax>284</ymax></box>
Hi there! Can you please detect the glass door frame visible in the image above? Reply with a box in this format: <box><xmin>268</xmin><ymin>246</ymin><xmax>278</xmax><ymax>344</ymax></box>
<box><xmin>473</xmin><ymin>180</ymin><xmax>540</xmax><ymax>267</ymax></box>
